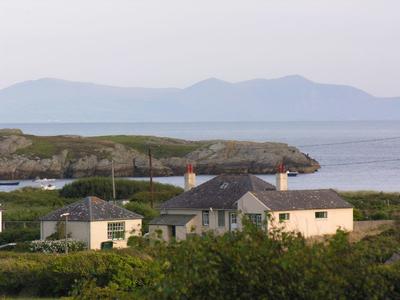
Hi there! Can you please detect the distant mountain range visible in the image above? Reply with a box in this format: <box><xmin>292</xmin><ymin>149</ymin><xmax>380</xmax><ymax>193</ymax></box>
<box><xmin>1</xmin><ymin>75</ymin><xmax>399</xmax><ymax>122</ymax></box>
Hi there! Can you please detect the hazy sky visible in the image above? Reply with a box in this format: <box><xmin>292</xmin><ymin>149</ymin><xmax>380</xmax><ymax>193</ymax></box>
<box><xmin>0</xmin><ymin>0</ymin><xmax>399</xmax><ymax>96</ymax></box>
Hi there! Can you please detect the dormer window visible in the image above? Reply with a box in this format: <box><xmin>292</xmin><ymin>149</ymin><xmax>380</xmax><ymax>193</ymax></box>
<box><xmin>220</xmin><ymin>182</ymin><xmax>229</xmax><ymax>189</ymax></box>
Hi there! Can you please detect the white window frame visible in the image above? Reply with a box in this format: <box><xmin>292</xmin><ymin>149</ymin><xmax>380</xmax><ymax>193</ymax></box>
<box><xmin>107</xmin><ymin>221</ymin><xmax>125</xmax><ymax>240</ymax></box>
<box><xmin>279</xmin><ymin>213</ymin><xmax>290</xmax><ymax>222</ymax></box>
<box><xmin>218</xmin><ymin>210</ymin><xmax>225</xmax><ymax>227</ymax></box>
<box><xmin>246</xmin><ymin>213</ymin><xmax>262</xmax><ymax>227</ymax></box>
<box><xmin>202</xmin><ymin>210</ymin><xmax>209</xmax><ymax>226</ymax></box>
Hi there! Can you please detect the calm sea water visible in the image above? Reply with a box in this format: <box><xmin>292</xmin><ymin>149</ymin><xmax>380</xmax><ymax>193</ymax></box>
<box><xmin>1</xmin><ymin>121</ymin><xmax>399</xmax><ymax>192</ymax></box>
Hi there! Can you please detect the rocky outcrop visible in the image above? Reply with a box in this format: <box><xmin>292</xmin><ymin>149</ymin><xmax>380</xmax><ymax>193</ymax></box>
<box><xmin>0</xmin><ymin>131</ymin><xmax>320</xmax><ymax>179</ymax></box>
<box><xmin>161</xmin><ymin>141</ymin><xmax>319</xmax><ymax>175</ymax></box>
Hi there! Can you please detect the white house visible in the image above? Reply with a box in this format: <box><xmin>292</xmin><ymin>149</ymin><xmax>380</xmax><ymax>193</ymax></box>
<box><xmin>149</xmin><ymin>167</ymin><xmax>353</xmax><ymax>241</ymax></box>
<box><xmin>40</xmin><ymin>196</ymin><xmax>143</xmax><ymax>249</ymax></box>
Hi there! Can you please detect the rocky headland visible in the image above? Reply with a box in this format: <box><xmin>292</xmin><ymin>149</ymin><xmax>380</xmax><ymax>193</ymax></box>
<box><xmin>0</xmin><ymin>129</ymin><xmax>320</xmax><ymax>180</ymax></box>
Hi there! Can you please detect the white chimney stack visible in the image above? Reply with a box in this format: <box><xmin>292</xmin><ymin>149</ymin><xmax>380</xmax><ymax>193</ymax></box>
<box><xmin>276</xmin><ymin>163</ymin><xmax>288</xmax><ymax>191</ymax></box>
<box><xmin>184</xmin><ymin>164</ymin><xmax>196</xmax><ymax>191</ymax></box>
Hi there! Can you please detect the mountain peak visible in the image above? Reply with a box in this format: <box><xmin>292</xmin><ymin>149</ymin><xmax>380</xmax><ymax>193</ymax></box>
<box><xmin>278</xmin><ymin>74</ymin><xmax>313</xmax><ymax>83</ymax></box>
<box><xmin>186</xmin><ymin>77</ymin><xmax>232</xmax><ymax>90</ymax></box>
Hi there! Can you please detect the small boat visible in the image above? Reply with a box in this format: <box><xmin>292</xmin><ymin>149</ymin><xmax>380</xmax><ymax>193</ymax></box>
<box><xmin>287</xmin><ymin>171</ymin><xmax>299</xmax><ymax>177</ymax></box>
<box><xmin>41</xmin><ymin>184</ymin><xmax>57</xmax><ymax>191</ymax></box>
<box><xmin>0</xmin><ymin>181</ymin><xmax>20</xmax><ymax>186</ymax></box>
<box><xmin>35</xmin><ymin>178</ymin><xmax>56</xmax><ymax>183</ymax></box>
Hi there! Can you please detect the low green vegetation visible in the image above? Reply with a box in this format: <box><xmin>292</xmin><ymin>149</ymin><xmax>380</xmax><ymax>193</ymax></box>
<box><xmin>125</xmin><ymin>202</ymin><xmax>159</xmax><ymax>233</ymax></box>
<box><xmin>15</xmin><ymin>135</ymin><xmax>116</xmax><ymax>159</ymax></box>
<box><xmin>340</xmin><ymin>191</ymin><xmax>400</xmax><ymax>220</ymax></box>
<box><xmin>1</xmin><ymin>225</ymin><xmax>400</xmax><ymax>299</ymax></box>
<box><xmin>59</xmin><ymin>177</ymin><xmax>183</xmax><ymax>202</ymax></box>
<box><xmin>0</xmin><ymin>188</ymin><xmax>76</xmax><ymax>222</ymax></box>
<box><xmin>12</xmin><ymin>133</ymin><xmax>209</xmax><ymax>160</ymax></box>
<box><xmin>94</xmin><ymin>135</ymin><xmax>209</xmax><ymax>159</ymax></box>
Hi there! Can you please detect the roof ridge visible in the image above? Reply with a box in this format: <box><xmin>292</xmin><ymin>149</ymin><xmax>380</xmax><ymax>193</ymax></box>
<box><xmin>87</xmin><ymin>197</ymin><xmax>93</xmax><ymax>222</ymax></box>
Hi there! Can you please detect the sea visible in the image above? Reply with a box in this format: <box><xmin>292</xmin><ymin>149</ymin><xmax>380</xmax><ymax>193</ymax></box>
<box><xmin>0</xmin><ymin>121</ymin><xmax>399</xmax><ymax>192</ymax></box>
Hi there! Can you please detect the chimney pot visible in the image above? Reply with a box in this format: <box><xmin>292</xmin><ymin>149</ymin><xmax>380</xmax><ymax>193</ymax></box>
<box><xmin>276</xmin><ymin>163</ymin><xmax>288</xmax><ymax>191</ymax></box>
<box><xmin>184</xmin><ymin>164</ymin><xmax>196</xmax><ymax>191</ymax></box>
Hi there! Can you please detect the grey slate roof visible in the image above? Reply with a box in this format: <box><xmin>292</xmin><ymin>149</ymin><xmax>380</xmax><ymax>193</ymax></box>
<box><xmin>252</xmin><ymin>189</ymin><xmax>352</xmax><ymax>211</ymax></box>
<box><xmin>40</xmin><ymin>196</ymin><xmax>143</xmax><ymax>221</ymax></box>
<box><xmin>160</xmin><ymin>174</ymin><xmax>276</xmax><ymax>210</ymax></box>
<box><xmin>149</xmin><ymin>214</ymin><xmax>196</xmax><ymax>226</ymax></box>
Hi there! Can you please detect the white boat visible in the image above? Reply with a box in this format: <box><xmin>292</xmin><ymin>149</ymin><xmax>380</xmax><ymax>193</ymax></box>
<box><xmin>287</xmin><ymin>171</ymin><xmax>299</xmax><ymax>177</ymax></box>
<box><xmin>35</xmin><ymin>178</ymin><xmax>56</xmax><ymax>183</ymax></box>
<box><xmin>41</xmin><ymin>184</ymin><xmax>57</xmax><ymax>191</ymax></box>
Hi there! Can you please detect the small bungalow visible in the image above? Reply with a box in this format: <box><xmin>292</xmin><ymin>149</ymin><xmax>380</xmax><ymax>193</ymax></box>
<box><xmin>40</xmin><ymin>196</ymin><xmax>143</xmax><ymax>249</ymax></box>
<box><xmin>149</xmin><ymin>166</ymin><xmax>353</xmax><ymax>241</ymax></box>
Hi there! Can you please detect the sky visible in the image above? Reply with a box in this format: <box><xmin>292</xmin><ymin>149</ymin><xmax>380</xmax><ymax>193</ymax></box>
<box><xmin>0</xmin><ymin>0</ymin><xmax>399</xmax><ymax>97</ymax></box>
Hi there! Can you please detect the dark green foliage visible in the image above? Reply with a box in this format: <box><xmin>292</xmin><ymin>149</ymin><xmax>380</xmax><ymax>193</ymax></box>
<box><xmin>0</xmin><ymin>228</ymin><xmax>39</xmax><ymax>245</ymax></box>
<box><xmin>59</xmin><ymin>177</ymin><xmax>183</xmax><ymax>202</ymax></box>
<box><xmin>340</xmin><ymin>191</ymin><xmax>400</xmax><ymax>220</ymax></box>
<box><xmin>144</xmin><ymin>227</ymin><xmax>400</xmax><ymax>300</ymax></box>
<box><xmin>125</xmin><ymin>202</ymin><xmax>159</xmax><ymax>233</ymax></box>
<box><xmin>0</xmin><ymin>188</ymin><xmax>76</xmax><ymax>222</ymax></box>
<box><xmin>1</xmin><ymin>228</ymin><xmax>400</xmax><ymax>299</ymax></box>
<box><xmin>0</xmin><ymin>251</ymin><xmax>150</xmax><ymax>297</ymax></box>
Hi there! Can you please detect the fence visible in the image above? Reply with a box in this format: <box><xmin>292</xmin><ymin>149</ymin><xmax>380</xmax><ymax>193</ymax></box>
<box><xmin>1</xmin><ymin>220</ymin><xmax>40</xmax><ymax>230</ymax></box>
<box><xmin>353</xmin><ymin>220</ymin><xmax>396</xmax><ymax>232</ymax></box>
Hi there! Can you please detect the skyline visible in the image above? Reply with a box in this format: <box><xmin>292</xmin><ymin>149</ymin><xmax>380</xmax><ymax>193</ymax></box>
<box><xmin>1</xmin><ymin>0</ymin><xmax>399</xmax><ymax>97</ymax></box>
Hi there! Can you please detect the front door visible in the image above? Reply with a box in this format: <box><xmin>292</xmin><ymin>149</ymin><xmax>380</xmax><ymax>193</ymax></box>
<box><xmin>230</xmin><ymin>212</ymin><xmax>238</xmax><ymax>231</ymax></box>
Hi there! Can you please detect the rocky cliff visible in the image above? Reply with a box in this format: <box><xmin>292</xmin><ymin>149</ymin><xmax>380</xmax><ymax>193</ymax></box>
<box><xmin>0</xmin><ymin>130</ymin><xmax>320</xmax><ymax>180</ymax></box>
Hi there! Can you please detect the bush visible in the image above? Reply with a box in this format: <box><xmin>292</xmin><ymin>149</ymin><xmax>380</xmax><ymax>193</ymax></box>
<box><xmin>125</xmin><ymin>202</ymin><xmax>159</xmax><ymax>233</ymax></box>
<box><xmin>29</xmin><ymin>239</ymin><xmax>86</xmax><ymax>253</ymax></box>
<box><xmin>0</xmin><ymin>251</ymin><xmax>151</xmax><ymax>297</ymax></box>
<box><xmin>0</xmin><ymin>228</ymin><xmax>39</xmax><ymax>245</ymax></box>
<box><xmin>59</xmin><ymin>177</ymin><xmax>183</xmax><ymax>201</ymax></box>
<box><xmin>0</xmin><ymin>188</ymin><xmax>76</xmax><ymax>221</ymax></box>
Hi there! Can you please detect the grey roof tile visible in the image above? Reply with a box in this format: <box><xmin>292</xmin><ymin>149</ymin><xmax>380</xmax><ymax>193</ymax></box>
<box><xmin>40</xmin><ymin>196</ymin><xmax>143</xmax><ymax>221</ymax></box>
<box><xmin>160</xmin><ymin>174</ymin><xmax>276</xmax><ymax>210</ymax></box>
<box><xmin>149</xmin><ymin>214</ymin><xmax>196</xmax><ymax>226</ymax></box>
<box><xmin>252</xmin><ymin>189</ymin><xmax>352</xmax><ymax>211</ymax></box>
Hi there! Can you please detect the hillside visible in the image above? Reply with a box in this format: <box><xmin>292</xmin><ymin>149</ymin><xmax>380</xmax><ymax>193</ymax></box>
<box><xmin>0</xmin><ymin>130</ymin><xmax>319</xmax><ymax>179</ymax></box>
<box><xmin>0</xmin><ymin>76</ymin><xmax>400</xmax><ymax>122</ymax></box>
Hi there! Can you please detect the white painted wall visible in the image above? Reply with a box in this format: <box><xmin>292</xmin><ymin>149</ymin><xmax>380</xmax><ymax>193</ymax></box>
<box><xmin>268</xmin><ymin>208</ymin><xmax>353</xmax><ymax>237</ymax></box>
<box><xmin>90</xmin><ymin>219</ymin><xmax>142</xmax><ymax>250</ymax></box>
<box><xmin>40</xmin><ymin>219</ymin><xmax>142</xmax><ymax>250</ymax></box>
<box><xmin>238</xmin><ymin>191</ymin><xmax>353</xmax><ymax>237</ymax></box>
<box><xmin>159</xmin><ymin>209</ymin><xmax>233</xmax><ymax>235</ymax></box>
<box><xmin>41</xmin><ymin>220</ymin><xmax>90</xmax><ymax>245</ymax></box>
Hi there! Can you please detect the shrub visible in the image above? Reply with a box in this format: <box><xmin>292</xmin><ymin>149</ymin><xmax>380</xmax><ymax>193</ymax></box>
<box><xmin>0</xmin><ymin>251</ymin><xmax>152</xmax><ymax>297</ymax></box>
<box><xmin>0</xmin><ymin>227</ymin><xmax>39</xmax><ymax>245</ymax></box>
<box><xmin>29</xmin><ymin>239</ymin><xmax>86</xmax><ymax>253</ymax></box>
<box><xmin>59</xmin><ymin>177</ymin><xmax>183</xmax><ymax>201</ymax></box>
<box><xmin>125</xmin><ymin>202</ymin><xmax>159</xmax><ymax>234</ymax></box>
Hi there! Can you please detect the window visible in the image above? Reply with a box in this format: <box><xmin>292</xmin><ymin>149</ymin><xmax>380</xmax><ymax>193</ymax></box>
<box><xmin>315</xmin><ymin>211</ymin><xmax>328</xmax><ymax>219</ymax></box>
<box><xmin>218</xmin><ymin>210</ymin><xmax>225</xmax><ymax>227</ymax></box>
<box><xmin>279</xmin><ymin>213</ymin><xmax>290</xmax><ymax>222</ymax></box>
<box><xmin>107</xmin><ymin>222</ymin><xmax>125</xmax><ymax>240</ymax></box>
<box><xmin>220</xmin><ymin>182</ymin><xmax>229</xmax><ymax>189</ymax></box>
<box><xmin>246</xmin><ymin>214</ymin><xmax>262</xmax><ymax>227</ymax></box>
<box><xmin>202</xmin><ymin>210</ymin><xmax>209</xmax><ymax>226</ymax></box>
